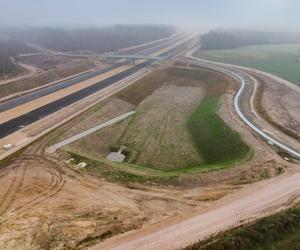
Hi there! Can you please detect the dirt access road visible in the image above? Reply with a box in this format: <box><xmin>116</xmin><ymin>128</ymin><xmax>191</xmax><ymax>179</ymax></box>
<box><xmin>0</xmin><ymin>61</ymin><xmax>37</xmax><ymax>86</ymax></box>
<box><xmin>92</xmin><ymin>170</ymin><xmax>300</xmax><ymax>250</ymax></box>
<box><xmin>0</xmin><ymin>58</ymin><xmax>297</xmax><ymax>249</ymax></box>
<box><xmin>90</xmin><ymin>52</ymin><xmax>300</xmax><ymax>249</ymax></box>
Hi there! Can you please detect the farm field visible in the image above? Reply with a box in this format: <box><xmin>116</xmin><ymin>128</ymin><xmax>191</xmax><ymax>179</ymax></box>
<box><xmin>195</xmin><ymin>43</ymin><xmax>300</xmax><ymax>85</ymax></box>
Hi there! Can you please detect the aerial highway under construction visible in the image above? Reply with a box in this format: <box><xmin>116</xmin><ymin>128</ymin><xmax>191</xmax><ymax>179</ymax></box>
<box><xmin>0</xmin><ymin>35</ymin><xmax>192</xmax><ymax>139</ymax></box>
<box><xmin>88</xmin><ymin>49</ymin><xmax>300</xmax><ymax>250</ymax></box>
<box><xmin>0</xmin><ymin>32</ymin><xmax>299</xmax><ymax>250</ymax></box>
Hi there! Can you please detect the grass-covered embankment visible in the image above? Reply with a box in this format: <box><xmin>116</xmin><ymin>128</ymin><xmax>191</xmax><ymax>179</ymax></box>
<box><xmin>185</xmin><ymin>206</ymin><xmax>300</xmax><ymax>250</ymax></box>
<box><xmin>187</xmin><ymin>97</ymin><xmax>249</xmax><ymax>164</ymax></box>
<box><xmin>62</xmin><ymin>67</ymin><xmax>251</xmax><ymax>184</ymax></box>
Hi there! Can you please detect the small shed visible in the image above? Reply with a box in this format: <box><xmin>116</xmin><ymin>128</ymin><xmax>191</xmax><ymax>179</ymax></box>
<box><xmin>106</xmin><ymin>152</ymin><xmax>126</xmax><ymax>163</ymax></box>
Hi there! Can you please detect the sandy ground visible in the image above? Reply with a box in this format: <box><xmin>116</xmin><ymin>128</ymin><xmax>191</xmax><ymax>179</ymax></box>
<box><xmin>19</xmin><ymin>54</ymin><xmax>84</xmax><ymax>68</ymax></box>
<box><xmin>78</xmin><ymin>53</ymin><xmax>300</xmax><ymax>250</ymax></box>
<box><xmin>232</xmin><ymin>70</ymin><xmax>300</xmax><ymax>153</ymax></box>
<box><xmin>94</xmin><ymin>169</ymin><xmax>300</xmax><ymax>250</ymax></box>
<box><xmin>0</xmin><ymin>63</ymin><xmax>295</xmax><ymax>250</ymax></box>
<box><xmin>0</xmin><ymin>136</ymin><xmax>243</xmax><ymax>250</ymax></box>
<box><xmin>253</xmin><ymin>72</ymin><xmax>300</xmax><ymax>136</ymax></box>
<box><xmin>1</xmin><ymin>99</ymin><xmax>283</xmax><ymax>249</ymax></box>
<box><xmin>0</xmin><ymin>46</ymin><xmax>298</xmax><ymax>250</ymax></box>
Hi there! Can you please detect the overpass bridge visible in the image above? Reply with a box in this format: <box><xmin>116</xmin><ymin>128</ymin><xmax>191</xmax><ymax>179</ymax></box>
<box><xmin>101</xmin><ymin>53</ymin><xmax>163</xmax><ymax>64</ymax></box>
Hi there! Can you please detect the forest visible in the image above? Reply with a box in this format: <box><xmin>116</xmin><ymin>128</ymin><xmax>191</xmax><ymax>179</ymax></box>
<box><xmin>200</xmin><ymin>29</ymin><xmax>300</xmax><ymax>50</ymax></box>
<box><xmin>0</xmin><ymin>40</ymin><xmax>34</xmax><ymax>76</ymax></box>
<box><xmin>10</xmin><ymin>25</ymin><xmax>175</xmax><ymax>52</ymax></box>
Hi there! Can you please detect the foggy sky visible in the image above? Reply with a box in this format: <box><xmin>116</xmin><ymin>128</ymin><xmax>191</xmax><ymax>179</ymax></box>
<box><xmin>0</xmin><ymin>0</ymin><xmax>299</xmax><ymax>31</ymax></box>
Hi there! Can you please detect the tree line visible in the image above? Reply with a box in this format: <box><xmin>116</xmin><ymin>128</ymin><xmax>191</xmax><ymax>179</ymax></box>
<box><xmin>0</xmin><ymin>25</ymin><xmax>175</xmax><ymax>76</ymax></box>
<box><xmin>0</xmin><ymin>40</ymin><xmax>34</xmax><ymax>76</ymax></box>
<box><xmin>10</xmin><ymin>25</ymin><xmax>175</xmax><ymax>52</ymax></box>
<box><xmin>200</xmin><ymin>29</ymin><xmax>300</xmax><ymax>50</ymax></box>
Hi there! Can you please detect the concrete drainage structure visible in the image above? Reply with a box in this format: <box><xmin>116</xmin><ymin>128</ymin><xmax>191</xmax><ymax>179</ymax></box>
<box><xmin>106</xmin><ymin>145</ymin><xmax>126</xmax><ymax>163</ymax></box>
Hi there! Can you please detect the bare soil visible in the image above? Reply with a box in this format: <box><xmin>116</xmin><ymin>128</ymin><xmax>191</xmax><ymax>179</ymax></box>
<box><xmin>0</xmin><ymin>64</ymin><xmax>292</xmax><ymax>250</ymax></box>
<box><xmin>252</xmin><ymin>73</ymin><xmax>300</xmax><ymax>142</ymax></box>
<box><xmin>0</xmin><ymin>140</ymin><xmax>241</xmax><ymax>250</ymax></box>
<box><xmin>19</xmin><ymin>54</ymin><xmax>85</xmax><ymax>69</ymax></box>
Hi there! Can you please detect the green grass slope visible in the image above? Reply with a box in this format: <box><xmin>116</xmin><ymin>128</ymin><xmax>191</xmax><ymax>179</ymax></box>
<box><xmin>187</xmin><ymin>97</ymin><xmax>249</xmax><ymax>165</ymax></box>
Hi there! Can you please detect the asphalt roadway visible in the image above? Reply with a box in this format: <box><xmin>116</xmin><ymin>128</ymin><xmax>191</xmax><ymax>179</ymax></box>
<box><xmin>89</xmin><ymin>52</ymin><xmax>300</xmax><ymax>250</ymax></box>
<box><xmin>0</xmin><ymin>40</ymin><xmax>189</xmax><ymax>138</ymax></box>
<box><xmin>0</xmin><ymin>63</ymin><xmax>126</xmax><ymax>112</ymax></box>
<box><xmin>0</xmin><ymin>33</ymin><xmax>185</xmax><ymax>113</ymax></box>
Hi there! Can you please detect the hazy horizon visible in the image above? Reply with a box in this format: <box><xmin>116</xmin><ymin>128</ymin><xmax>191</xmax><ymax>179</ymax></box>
<box><xmin>0</xmin><ymin>0</ymin><xmax>299</xmax><ymax>32</ymax></box>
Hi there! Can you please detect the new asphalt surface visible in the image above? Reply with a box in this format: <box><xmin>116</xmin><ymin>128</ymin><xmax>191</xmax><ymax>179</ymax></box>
<box><xmin>0</xmin><ymin>41</ymin><xmax>188</xmax><ymax>138</ymax></box>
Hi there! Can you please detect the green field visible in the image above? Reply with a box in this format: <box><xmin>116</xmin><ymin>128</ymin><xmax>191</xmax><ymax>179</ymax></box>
<box><xmin>185</xmin><ymin>206</ymin><xmax>300</xmax><ymax>250</ymax></box>
<box><xmin>195</xmin><ymin>43</ymin><xmax>300</xmax><ymax>85</ymax></box>
<box><xmin>187</xmin><ymin>97</ymin><xmax>249</xmax><ymax>165</ymax></box>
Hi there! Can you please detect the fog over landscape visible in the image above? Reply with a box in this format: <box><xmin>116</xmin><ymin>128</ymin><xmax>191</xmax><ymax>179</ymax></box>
<box><xmin>1</xmin><ymin>1</ymin><xmax>300</xmax><ymax>250</ymax></box>
<box><xmin>0</xmin><ymin>0</ymin><xmax>299</xmax><ymax>31</ymax></box>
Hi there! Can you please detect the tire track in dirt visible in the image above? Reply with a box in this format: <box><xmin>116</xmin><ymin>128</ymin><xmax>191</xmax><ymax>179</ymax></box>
<box><xmin>0</xmin><ymin>155</ymin><xmax>65</xmax><ymax>226</ymax></box>
<box><xmin>0</xmin><ymin>162</ymin><xmax>27</xmax><ymax>217</ymax></box>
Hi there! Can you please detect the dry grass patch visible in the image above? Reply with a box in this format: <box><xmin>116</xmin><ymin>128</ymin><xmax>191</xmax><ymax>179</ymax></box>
<box><xmin>120</xmin><ymin>84</ymin><xmax>205</xmax><ymax>170</ymax></box>
<box><xmin>59</xmin><ymin>98</ymin><xmax>135</xmax><ymax>155</ymax></box>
